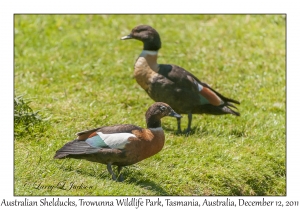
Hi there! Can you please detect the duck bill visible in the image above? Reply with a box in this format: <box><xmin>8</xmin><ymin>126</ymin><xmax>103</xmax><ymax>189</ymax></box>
<box><xmin>121</xmin><ymin>34</ymin><xmax>132</xmax><ymax>40</ymax></box>
<box><xmin>169</xmin><ymin>110</ymin><xmax>182</xmax><ymax>118</ymax></box>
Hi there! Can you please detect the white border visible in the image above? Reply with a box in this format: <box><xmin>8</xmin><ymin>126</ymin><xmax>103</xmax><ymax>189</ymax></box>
<box><xmin>2</xmin><ymin>1</ymin><xmax>298</xmax><ymax>209</ymax></box>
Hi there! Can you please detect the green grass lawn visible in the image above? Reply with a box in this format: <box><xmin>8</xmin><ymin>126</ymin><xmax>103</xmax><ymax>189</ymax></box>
<box><xmin>14</xmin><ymin>14</ymin><xmax>286</xmax><ymax>196</ymax></box>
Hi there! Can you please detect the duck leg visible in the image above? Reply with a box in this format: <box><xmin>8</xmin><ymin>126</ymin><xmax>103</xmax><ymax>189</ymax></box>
<box><xmin>117</xmin><ymin>166</ymin><xmax>124</xmax><ymax>182</ymax></box>
<box><xmin>186</xmin><ymin>112</ymin><xmax>192</xmax><ymax>133</ymax></box>
<box><xmin>176</xmin><ymin>117</ymin><xmax>182</xmax><ymax>133</ymax></box>
<box><xmin>107</xmin><ymin>163</ymin><xmax>117</xmax><ymax>181</ymax></box>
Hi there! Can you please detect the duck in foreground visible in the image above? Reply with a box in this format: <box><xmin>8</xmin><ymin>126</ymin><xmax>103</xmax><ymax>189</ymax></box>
<box><xmin>54</xmin><ymin>102</ymin><xmax>181</xmax><ymax>182</ymax></box>
<box><xmin>121</xmin><ymin>25</ymin><xmax>240</xmax><ymax>133</ymax></box>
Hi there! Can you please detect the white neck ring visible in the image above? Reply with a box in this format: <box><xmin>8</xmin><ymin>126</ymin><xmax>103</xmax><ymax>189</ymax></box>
<box><xmin>141</xmin><ymin>50</ymin><xmax>158</xmax><ymax>56</ymax></box>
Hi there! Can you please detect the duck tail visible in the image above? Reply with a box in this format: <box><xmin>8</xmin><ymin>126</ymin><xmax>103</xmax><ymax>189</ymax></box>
<box><xmin>207</xmin><ymin>86</ymin><xmax>240</xmax><ymax>105</ymax></box>
<box><xmin>54</xmin><ymin>140</ymin><xmax>99</xmax><ymax>159</ymax></box>
<box><xmin>222</xmin><ymin>102</ymin><xmax>240</xmax><ymax>116</ymax></box>
<box><xmin>221</xmin><ymin>96</ymin><xmax>240</xmax><ymax>105</ymax></box>
<box><xmin>198</xmin><ymin>81</ymin><xmax>240</xmax><ymax>105</ymax></box>
<box><xmin>192</xmin><ymin>102</ymin><xmax>240</xmax><ymax>116</ymax></box>
<box><xmin>196</xmin><ymin>83</ymin><xmax>241</xmax><ymax>116</ymax></box>
<box><xmin>219</xmin><ymin>94</ymin><xmax>240</xmax><ymax>116</ymax></box>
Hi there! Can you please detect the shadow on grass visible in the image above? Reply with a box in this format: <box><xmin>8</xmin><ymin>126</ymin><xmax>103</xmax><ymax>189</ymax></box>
<box><xmin>123</xmin><ymin>170</ymin><xmax>170</xmax><ymax>196</ymax></box>
<box><xmin>163</xmin><ymin>125</ymin><xmax>247</xmax><ymax>139</ymax></box>
<box><xmin>58</xmin><ymin>163</ymin><xmax>109</xmax><ymax>180</ymax></box>
<box><xmin>58</xmin><ymin>163</ymin><xmax>169</xmax><ymax>195</ymax></box>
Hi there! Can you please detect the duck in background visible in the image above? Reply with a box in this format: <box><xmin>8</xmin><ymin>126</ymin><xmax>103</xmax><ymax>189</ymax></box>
<box><xmin>121</xmin><ymin>25</ymin><xmax>240</xmax><ymax>133</ymax></box>
<box><xmin>54</xmin><ymin>102</ymin><xmax>181</xmax><ymax>182</ymax></box>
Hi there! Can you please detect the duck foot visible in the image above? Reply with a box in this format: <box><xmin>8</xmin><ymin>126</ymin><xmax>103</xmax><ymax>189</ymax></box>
<box><xmin>117</xmin><ymin>174</ymin><xmax>124</xmax><ymax>182</ymax></box>
<box><xmin>185</xmin><ymin>128</ymin><xmax>192</xmax><ymax>135</ymax></box>
<box><xmin>176</xmin><ymin>129</ymin><xmax>182</xmax><ymax>135</ymax></box>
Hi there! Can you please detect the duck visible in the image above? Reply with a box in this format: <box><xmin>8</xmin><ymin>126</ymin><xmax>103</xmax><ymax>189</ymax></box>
<box><xmin>121</xmin><ymin>25</ymin><xmax>240</xmax><ymax>133</ymax></box>
<box><xmin>54</xmin><ymin>102</ymin><xmax>181</xmax><ymax>182</ymax></box>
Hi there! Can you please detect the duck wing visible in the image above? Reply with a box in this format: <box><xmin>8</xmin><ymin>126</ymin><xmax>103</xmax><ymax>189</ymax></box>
<box><xmin>54</xmin><ymin>124</ymin><xmax>142</xmax><ymax>159</ymax></box>
<box><xmin>158</xmin><ymin>64</ymin><xmax>240</xmax><ymax>106</ymax></box>
<box><xmin>76</xmin><ymin>124</ymin><xmax>142</xmax><ymax>140</ymax></box>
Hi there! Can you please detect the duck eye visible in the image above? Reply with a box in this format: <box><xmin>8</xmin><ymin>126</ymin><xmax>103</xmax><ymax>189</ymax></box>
<box><xmin>160</xmin><ymin>106</ymin><xmax>167</xmax><ymax>111</ymax></box>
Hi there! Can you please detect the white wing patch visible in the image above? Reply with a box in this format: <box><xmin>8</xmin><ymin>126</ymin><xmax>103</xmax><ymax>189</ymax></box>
<box><xmin>96</xmin><ymin>132</ymin><xmax>136</xmax><ymax>149</ymax></box>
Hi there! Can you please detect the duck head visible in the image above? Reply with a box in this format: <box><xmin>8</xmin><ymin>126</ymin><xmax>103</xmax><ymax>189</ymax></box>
<box><xmin>145</xmin><ymin>102</ymin><xmax>181</xmax><ymax>128</ymax></box>
<box><xmin>121</xmin><ymin>25</ymin><xmax>162</xmax><ymax>51</ymax></box>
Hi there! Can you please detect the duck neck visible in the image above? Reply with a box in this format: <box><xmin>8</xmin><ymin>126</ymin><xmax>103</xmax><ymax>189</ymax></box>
<box><xmin>138</xmin><ymin>50</ymin><xmax>159</xmax><ymax>72</ymax></box>
<box><xmin>146</xmin><ymin>116</ymin><xmax>161</xmax><ymax>129</ymax></box>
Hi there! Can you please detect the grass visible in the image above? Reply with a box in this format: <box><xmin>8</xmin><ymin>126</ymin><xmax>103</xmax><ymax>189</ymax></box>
<box><xmin>14</xmin><ymin>95</ymin><xmax>50</xmax><ymax>138</ymax></box>
<box><xmin>14</xmin><ymin>14</ymin><xmax>286</xmax><ymax>196</ymax></box>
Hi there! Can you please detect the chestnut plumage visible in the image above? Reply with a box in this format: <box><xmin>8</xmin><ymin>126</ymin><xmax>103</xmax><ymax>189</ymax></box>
<box><xmin>54</xmin><ymin>102</ymin><xmax>180</xmax><ymax>182</ymax></box>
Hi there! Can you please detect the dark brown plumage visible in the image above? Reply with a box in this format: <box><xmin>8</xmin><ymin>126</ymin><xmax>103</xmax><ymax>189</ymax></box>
<box><xmin>121</xmin><ymin>25</ymin><xmax>240</xmax><ymax>133</ymax></box>
<box><xmin>54</xmin><ymin>102</ymin><xmax>181</xmax><ymax>182</ymax></box>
